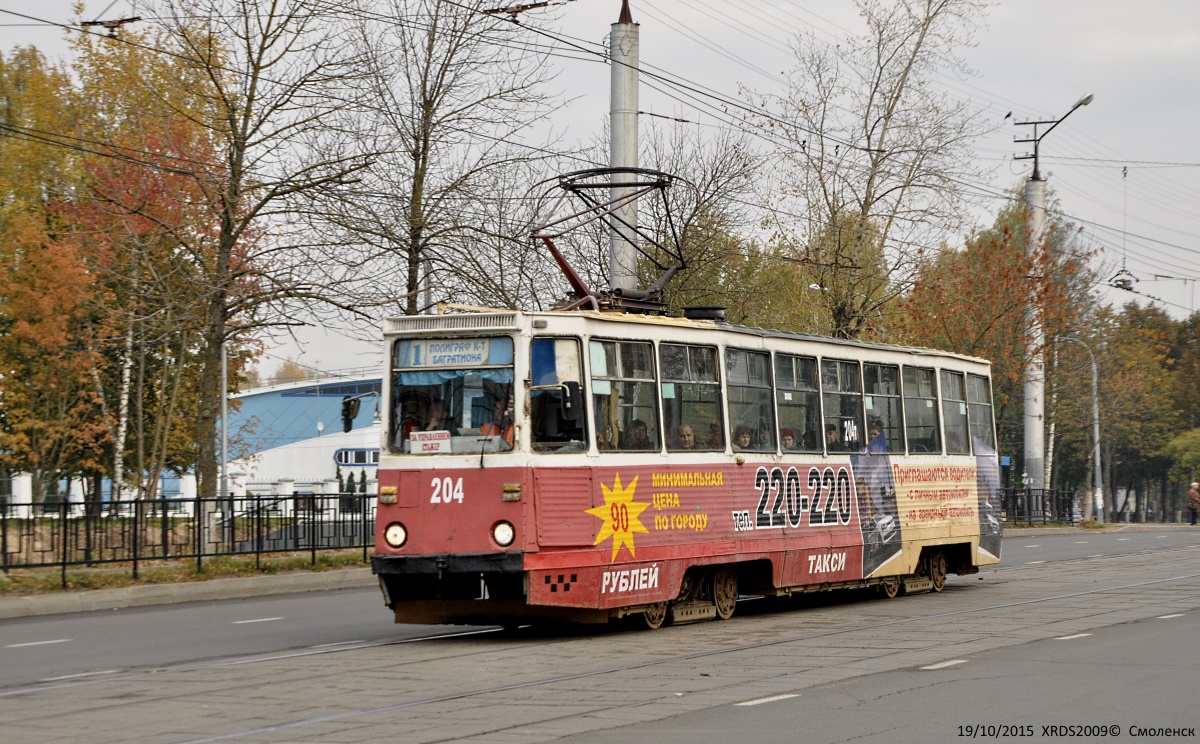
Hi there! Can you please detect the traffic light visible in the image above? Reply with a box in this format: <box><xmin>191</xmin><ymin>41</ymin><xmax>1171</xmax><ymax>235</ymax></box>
<box><xmin>341</xmin><ymin>396</ymin><xmax>361</xmax><ymax>433</ymax></box>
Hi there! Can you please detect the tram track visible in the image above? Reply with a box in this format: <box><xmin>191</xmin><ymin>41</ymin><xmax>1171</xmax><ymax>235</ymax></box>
<box><xmin>4</xmin><ymin>549</ymin><xmax>1199</xmax><ymax>744</ymax></box>
<box><xmin>166</xmin><ymin>567</ymin><xmax>1200</xmax><ymax>743</ymax></box>
<box><xmin>3</xmin><ymin>544</ymin><xmax>1195</xmax><ymax>704</ymax></box>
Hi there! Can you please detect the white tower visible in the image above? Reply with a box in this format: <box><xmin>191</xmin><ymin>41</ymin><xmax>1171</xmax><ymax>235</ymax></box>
<box><xmin>609</xmin><ymin>0</ymin><xmax>639</xmax><ymax>292</ymax></box>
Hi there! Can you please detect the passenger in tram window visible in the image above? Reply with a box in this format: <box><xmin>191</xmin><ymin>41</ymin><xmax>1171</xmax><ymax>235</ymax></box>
<box><xmin>867</xmin><ymin>415</ymin><xmax>883</xmax><ymax>443</ymax></box>
<box><xmin>825</xmin><ymin>423</ymin><xmax>839</xmax><ymax>450</ymax></box>
<box><xmin>801</xmin><ymin>429</ymin><xmax>818</xmax><ymax>451</ymax></box>
<box><xmin>676</xmin><ymin>423</ymin><xmax>696</xmax><ymax>449</ymax></box>
<box><xmin>624</xmin><ymin>419</ymin><xmax>654</xmax><ymax>450</ymax></box>
<box><xmin>780</xmin><ymin>428</ymin><xmax>796</xmax><ymax>450</ymax></box>
<box><xmin>708</xmin><ymin>420</ymin><xmax>723</xmax><ymax>449</ymax></box>
<box><xmin>595</xmin><ymin>432</ymin><xmax>608</xmax><ymax>451</ymax></box>
<box><xmin>733</xmin><ymin>425</ymin><xmax>753</xmax><ymax>451</ymax></box>
<box><xmin>756</xmin><ymin>426</ymin><xmax>774</xmax><ymax>451</ymax></box>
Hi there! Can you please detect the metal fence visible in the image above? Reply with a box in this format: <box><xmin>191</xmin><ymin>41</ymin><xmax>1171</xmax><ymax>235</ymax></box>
<box><xmin>1001</xmin><ymin>487</ymin><xmax>1078</xmax><ymax>525</ymax></box>
<box><xmin>1</xmin><ymin>493</ymin><xmax>376</xmax><ymax>586</ymax></box>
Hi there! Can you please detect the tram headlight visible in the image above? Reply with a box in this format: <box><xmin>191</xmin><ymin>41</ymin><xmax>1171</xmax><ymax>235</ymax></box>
<box><xmin>384</xmin><ymin>521</ymin><xmax>408</xmax><ymax>548</ymax></box>
<box><xmin>492</xmin><ymin>521</ymin><xmax>515</xmax><ymax>547</ymax></box>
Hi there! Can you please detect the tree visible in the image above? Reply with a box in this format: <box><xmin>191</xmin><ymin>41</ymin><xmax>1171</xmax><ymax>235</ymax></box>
<box><xmin>318</xmin><ymin>0</ymin><xmax>556</xmax><ymax>318</ymax></box>
<box><xmin>1096</xmin><ymin>304</ymin><xmax>1180</xmax><ymax>521</ymax></box>
<box><xmin>895</xmin><ymin>187</ymin><xmax>1097</xmax><ymax>471</ymax></box>
<box><xmin>0</xmin><ymin>47</ymin><xmax>77</xmax><ymax>233</ymax></box>
<box><xmin>269</xmin><ymin>356</ymin><xmax>316</xmax><ymax>386</ymax></box>
<box><xmin>759</xmin><ymin>0</ymin><xmax>992</xmax><ymax>338</ymax></box>
<box><xmin>0</xmin><ymin>216</ymin><xmax>109</xmax><ymax>500</ymax></box>
<box><xmin>124</xmin><ymin>0</ymin><xmax>375</xmax><ymax>499</ymax></box>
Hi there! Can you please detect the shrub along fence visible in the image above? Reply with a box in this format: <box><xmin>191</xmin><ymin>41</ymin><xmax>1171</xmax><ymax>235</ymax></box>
<box><xmin>1</xmin><ymin>493</ymin><xmax>376</xmax><ymax>587</ymax></box>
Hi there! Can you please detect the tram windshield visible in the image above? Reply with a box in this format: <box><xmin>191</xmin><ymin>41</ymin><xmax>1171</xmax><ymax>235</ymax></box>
<box><xmin>390</xmin><ymin>337</ymin><xmax>515</xmax><ymax>454</ymax></box>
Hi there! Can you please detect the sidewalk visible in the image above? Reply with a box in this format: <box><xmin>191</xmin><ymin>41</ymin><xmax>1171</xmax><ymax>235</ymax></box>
<box><xmin>0</xmin><ymin>567</ymin><xmax>377</xmax><ymax>621</ymax></box>
<box><xmin>2</xmin><ymin>523</ymin><xmax>1195</xmax><ymax>621</ymax></box>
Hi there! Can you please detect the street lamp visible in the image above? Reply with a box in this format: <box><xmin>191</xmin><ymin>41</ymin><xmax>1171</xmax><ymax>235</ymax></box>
<box><xmin>1055</xmin><ymin>336</ymin><xmax>1103</xmax><ymax>525</ymax></box>
<box><xmin>1016</xmin><ymin>94</ymin><xmax>1093</xmax><ymax>180</ymax></box>
<box><xmin>1014</xmin><ymin>94</ymin><xmax>1093</xmax><ymax>490</ymax></box>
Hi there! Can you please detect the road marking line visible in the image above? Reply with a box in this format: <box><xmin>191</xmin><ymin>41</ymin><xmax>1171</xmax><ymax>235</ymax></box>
<box><xmin>1157</xmin><ymin>613</ymin><xmax>1185</xmax><ymax>619</ymax></box>
<box><xmin>1087</xmin><ymin>554</ymin><xmax>1105</xmax><ymax>558</ymax></box>
<box><xmin>5</xmin><ymin>639</ymin><xmax>72</xmax><ymax>648</ymax></box>
<box><xmin>40</xmin><ymin>670</ymin><xmax>122</xmax><ymax>682</ymax></box>
<box><xmin>1026</xmin><ymin>560</ymin><xmax>1045</xmax><ymax>564</ymax></box>
<box><xmin>1023</xmin><ymin>544</ymin><xmax>1040</xmax><ymax>548</ymax></box>
<box><xmin>1157</xmin><ymin>535</ymin><xmax>1167</xmax><ymax>538</ymax></box>
<box><xmin>736</xmin><ymin>694</ymin><xmax>799</xmax><ymax>706</ymax></box>
<box><xmin>1074</xmin><ymin>541</ymin><xmax>1088</xmax><ymax>544</ymax></box>
<box><xmin>1055</xmin><ymin>633</ymin><xmax>1092</xmax><ymax>640</ymax></box>
<box><xmin>307</xmin><ymin>640</ymin><xmax>366</xmax><ymax>648</ymax></box>
<box><xmin>233</xmin><ymin>617</ymin><xmax>282</xmax><ymax>625</ymax></box>
<box><xmin>921</xmin><ymin>659</ymin><xmax>968</xmax><ymax>670</ymax></box>
<box><xmin>1117</xmin><ymin>538</ymin><xmax>1130</xmax><ymax>541</ymax></box>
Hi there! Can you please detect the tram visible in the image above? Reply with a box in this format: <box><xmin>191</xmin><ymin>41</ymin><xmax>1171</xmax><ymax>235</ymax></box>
<box><xmin>368</xmin><ymin>307</ymin><xmax>1004</xmax><ymax>628</ymax></box>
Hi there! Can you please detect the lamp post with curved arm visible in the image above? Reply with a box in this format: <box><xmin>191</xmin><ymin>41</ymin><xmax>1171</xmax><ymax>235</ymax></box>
<box><xmin>1056</xmin><ymin>336</ymin><xmax>1103</xmax><ymax>524</ymax></box>
<box><xmin>1016</xmin><ymin>94</ymin><xmax>1093</xmax><ymax>490</ymax></box>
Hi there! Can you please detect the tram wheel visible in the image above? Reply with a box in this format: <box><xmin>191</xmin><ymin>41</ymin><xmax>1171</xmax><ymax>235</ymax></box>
<box><xmin>879</xmin><ymin>576</ymin><xmax>901</xmax><ymax>599</ymax></box>
<box><xmin>929</xmin><ymin>550</ymin><xmax>947</xmax><ymax>592</ymax></box>
<box><xmin>643</xmin><ymin>601</ymin><xmax>668</xmax><ymax>629</ymax></box>
<box><xmin>712</xmin><ymin>566</ymin><xmax>738</xmax><ymax>620</ymax></box>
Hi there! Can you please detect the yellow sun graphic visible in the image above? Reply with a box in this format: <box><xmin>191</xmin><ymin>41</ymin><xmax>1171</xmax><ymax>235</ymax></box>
<box><xmin>585</xmin><ymin>473</ymin><xmax>650</xmax><ymax>562</ymax></box>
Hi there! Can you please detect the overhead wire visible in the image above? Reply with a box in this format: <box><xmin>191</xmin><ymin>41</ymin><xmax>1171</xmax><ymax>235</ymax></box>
<box><xmin>5</xmin><ymin>4</ymin><xmax>1197</xmax><ymax>313</ymax></box>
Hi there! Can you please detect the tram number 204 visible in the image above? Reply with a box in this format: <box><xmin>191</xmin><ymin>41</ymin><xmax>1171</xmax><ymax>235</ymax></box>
<box><xmin>430</xmin><ymin>477</ymin><xmax>464</xmax><ymax>504</ymax></box>
<box><xmin>754</xmin><ymin>465</ymin><xmax>852</xmax><ymax>529</ymax></box>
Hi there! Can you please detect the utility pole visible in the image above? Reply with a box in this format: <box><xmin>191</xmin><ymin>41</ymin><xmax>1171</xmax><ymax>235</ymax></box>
<box><xmin>220</xmin><ymin>342</ymin><xmax>228</xmax><ymax>499</ymax></box>
<box><xmin>1013</xmin><ymin>94</ymin><xmax>1093</xmax><ymax>491</ymax></box>
<box><xmin>609</xmin><ymin>0</ymin><xmax>639</xmax><ymax>292</ymax></box>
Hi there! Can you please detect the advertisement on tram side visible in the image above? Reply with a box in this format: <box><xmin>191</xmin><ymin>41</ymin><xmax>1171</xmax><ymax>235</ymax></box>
<box><xmin>522</xmin><ymin>448</ymin><xmax>997</xmax><ymax>608</ymax></box>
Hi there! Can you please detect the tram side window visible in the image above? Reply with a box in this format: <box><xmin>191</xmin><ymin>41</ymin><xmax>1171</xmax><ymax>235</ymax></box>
<box><xmin>863</xmin><ymin>363</ymin><xmax>904</xmax><ymax>454</ymax></box>
<box><xmin>966</xmin><ymin>373</ymin><xmax>996</xmax><ymax>452</ymax></box>
<box><xmin>902</xmin><ymin>366</ymin><xmax>941</xmax><ymax>454</ymax></box>
<box><xmin>529</xmin><ymin>337</ymin><xmax>587</xmax><ymax>452</ymax></box>
<box><xmin>726</xmin><ymin>348</ymin><xmax>776</xmax><ymax>452</ymax></box>
<box><xmin>821</xmin><ymin>359</ymin><xmax>864</xmax><ymax>453</ymax></box>
<box><xmin>940</xmin><ymin>370</ymin><xmax>970</xmax><ymax>455</ymax></box>
<box><xmin>775</xmin><ymin>354</ymin><xmax>821</xmax><ymax>452</ymax></box>
<box><xmin>660</xmin><ymin>344</ymin><xmax>723</xmax><ymax>451</ymax></box>
<box><xmin>591</xmin><ymin>339</ymin><xmax>660</xmax><ymax>452</ymax></box>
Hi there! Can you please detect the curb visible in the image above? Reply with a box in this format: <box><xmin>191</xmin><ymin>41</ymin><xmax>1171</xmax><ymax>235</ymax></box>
<box><xmin>0</xmin><ymin>567</ymin><xmax>377</xmax><ymax>620</ymax></box>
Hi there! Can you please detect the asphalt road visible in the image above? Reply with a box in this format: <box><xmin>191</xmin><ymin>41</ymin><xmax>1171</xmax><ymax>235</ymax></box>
<box><xmin>5</xmin><ymin>530</ymin><xmax>1193</xmax><ymax>689</ymax></box>
<box><xmin>1000</xmin><ymin>527</ymin><xmax>1200</xmax><ymax>565</ymax></box>
<box><xmin>560</xmin><ymin>607</ymin><xmax>1200</xmax><ymax>744</ymax></box>
<box><xmin>0</xmin><ymin>586</ymin><xmax>476</xmax><ymax>688</ymax></box>
<box><xmin>0</xmin><ymin>527</ymin><xmax>1197</xmax><ymax>743</ymax></box>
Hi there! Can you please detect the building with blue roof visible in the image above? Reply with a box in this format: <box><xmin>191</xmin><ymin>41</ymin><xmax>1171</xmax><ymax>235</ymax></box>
<box><xmin>228</xmin><ymin>372</ymin><xmax>383</xmax><ymax>491</ymax></box>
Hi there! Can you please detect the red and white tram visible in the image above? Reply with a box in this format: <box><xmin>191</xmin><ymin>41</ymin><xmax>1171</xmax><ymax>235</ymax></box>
<box><xmin>369</xmin><ymin>307</ymin><xmax>1003</xmax><ymax>628</ymax></box>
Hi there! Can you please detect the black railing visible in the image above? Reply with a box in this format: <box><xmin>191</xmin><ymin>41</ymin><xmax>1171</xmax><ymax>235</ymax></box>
<box><xmin>0</xmin><ymin>493</ymin><xmax>376</xmax><ymax>587</ymax></box>
<box><xmin>1001</xmin><ymin>487</ymin><xmax>1078</xmax><ymax>525</ymax></box>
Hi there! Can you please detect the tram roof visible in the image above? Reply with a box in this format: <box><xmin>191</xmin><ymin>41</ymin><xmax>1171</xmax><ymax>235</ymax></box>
<box><xmin>383</xmin><ymin>308</ymin><xmax>990</xmax><ymax>367</ymax></box>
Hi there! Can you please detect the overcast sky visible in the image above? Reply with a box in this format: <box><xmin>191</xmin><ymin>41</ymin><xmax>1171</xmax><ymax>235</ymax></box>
<box><xmin>3</xmin><ymin>0</ymin><xmax>1199</xmax><ymax>378</ymax></box>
